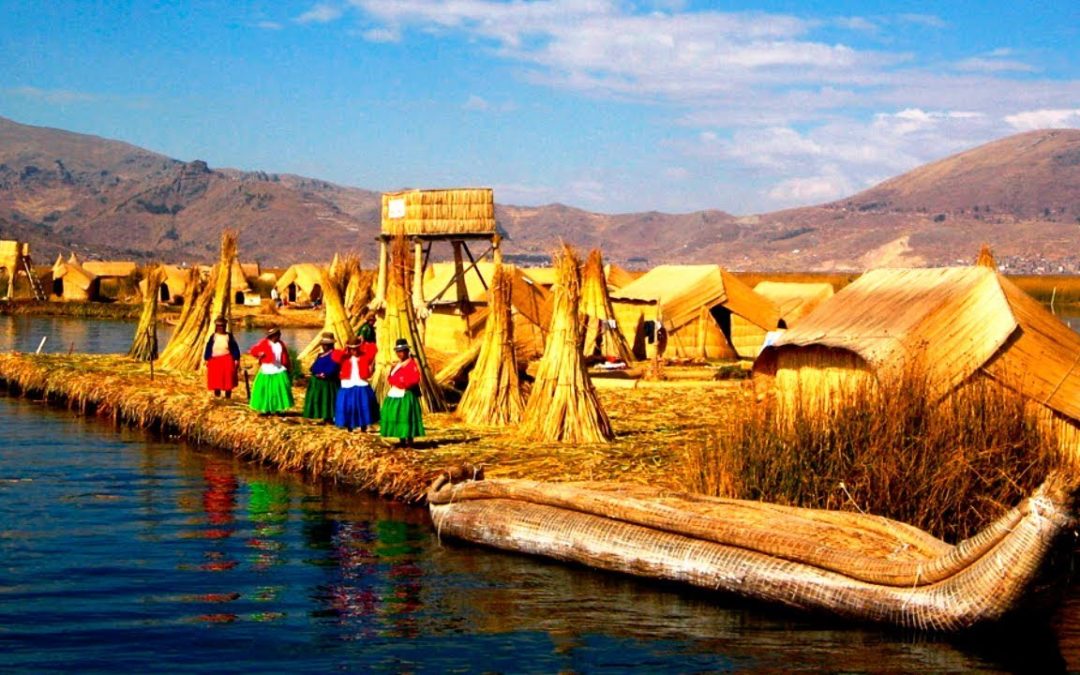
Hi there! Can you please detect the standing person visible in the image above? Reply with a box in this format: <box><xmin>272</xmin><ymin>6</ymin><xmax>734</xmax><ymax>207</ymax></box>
<box><xmin>358</xmin><ymin>312</ymin><xmax>377</xmax><ymax>344</ymax></box>
<box><xmin>249</xmin><ymin>326</ymin><xmax>293</xmax><ymax>415</ymax></box>
<box><xmin>203</xmin><ymin>316</ymin><xmax>240</xmax><ymax>399</ymax></box>
<box><xmin>335</xmin><ymin>335</ymin><xmax>379</xmax><ymax>432</ymax></box>
<box><xmin>380</xmin><ymin>338</ymin><xmax>424</xmax><ymax>446</ymax></box>
<box><xmin>302</xmin><ymin>334</ymin><xmax>341</xmax><ymax>423</ymax></box>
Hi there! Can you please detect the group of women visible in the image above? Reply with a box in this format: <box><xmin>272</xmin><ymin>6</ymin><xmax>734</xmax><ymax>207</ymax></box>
<box><xmin>203</xmin><ymin>318</ymin><xmax>425</xmax><ymax>445</ymax></box>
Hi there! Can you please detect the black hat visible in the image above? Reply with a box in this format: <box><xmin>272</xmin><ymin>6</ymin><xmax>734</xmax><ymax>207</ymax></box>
<box><xmin>266</xmin><ymin>326</ymin><xmax>281</xmax><ymax>337</ymax></box>
<box><xmin>393</xmin><ymin>338</ymin><xmax>410</xmax><ymax>352</ymax></box>
<box><xmin>346</xmin><ymin>336</ymin><xmax>362</xmax><ymax>348</ymax></box>
<box><xmin>214</xmin><ymin>316</ymin><xmax>227</xmax><ymax>326</ymax></box>
<box><xmin>319</xmin><ymin>335</ymin><xmax>336</xmax><ymax>346</ymax></box>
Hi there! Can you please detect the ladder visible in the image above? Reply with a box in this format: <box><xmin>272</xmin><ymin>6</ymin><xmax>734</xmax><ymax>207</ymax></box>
<box><xmin>21</xmin><ymin>254</ymin><xmax>48</xmax><ymax>301</ymax></box>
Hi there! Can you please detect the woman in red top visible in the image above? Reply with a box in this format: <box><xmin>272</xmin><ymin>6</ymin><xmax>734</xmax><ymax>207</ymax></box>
<box><xmin>335</xmin><ymin>335</ymin><xmax>379</xmax><ymax>432</ymax></box>
<box><xmin>379</xmin><ymin>338</ymin><xmax>424</xmax><ymax>445</ymax></box>
<box><xmin>248</xmin><ymin>326</ymin><xmax>293</xmax><ymax>414</ymax></box>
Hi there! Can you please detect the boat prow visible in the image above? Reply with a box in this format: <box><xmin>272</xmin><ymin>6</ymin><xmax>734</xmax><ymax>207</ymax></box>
<box><xmin>428</xmin><ymin>472</ymin><xmax>1079</xmax><ymax>631</ymax></box>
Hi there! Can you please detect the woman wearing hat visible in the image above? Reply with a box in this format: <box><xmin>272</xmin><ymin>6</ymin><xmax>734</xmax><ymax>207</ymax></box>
<box><xmin>248</xmin><ymin>326</ymin><xmax>294</xmax><ymax>414</ymax></box>
<box><xmin>302</xmin><ymin>333</ymin><xmax>342</xmax><ymax>423</ymax></box>
<box><xmin>203</xmin><ymin>316</ymin><xmax>240</xmax><ymax>399</ymax></box>
<box><xmin>380</xmin><ymin>338</ymin><xmax>424</xmax><ymax>445</ymax></box>
<box><xmin>335</xmin><ymin>334</ymin><xmax>379</xmax><ymax>432</ymax></box>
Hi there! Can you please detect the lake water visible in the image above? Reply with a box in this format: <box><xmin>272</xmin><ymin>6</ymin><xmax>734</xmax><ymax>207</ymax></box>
<box><xmin>3</xmin><ymin>313</ymin><xmax>1080</xmax><ymax>671</ymax></box>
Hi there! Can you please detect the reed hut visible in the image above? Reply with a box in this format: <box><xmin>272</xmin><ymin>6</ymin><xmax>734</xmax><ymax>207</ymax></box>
<box><xmin>51</xmin><ymin>253</ymin><xmax>100</xmax><ymax>301</ymax></box>
<box><xmin>580</xmin><ymin>250</ymin><xmax>633</xmax><ymax>363</ymax></box>
<box><xmin>611</xmin><ymin>265</ymin><xmax>780</xmax><ymax>361</ymax></box>
<box><xmin>82</xmin><ymin>261</ymin><xmax>138</xmax><ymax>300</ymax></box>
<box><xmin>420</xmin><ymin>261</ymin><xmax>552</xmax><ymax>357</ymax></box>
<box><xmin>753</xmin><ymin>265</ymin><xmax>1080</xmax><ymax>454</ymax></box>
<box><xmin>138</xmin><ymin>264</ymin><xmax>195</xmax><ymax>304</ymax></box>
<box><xmin>275</xmin><ymin>263</ymin><xmax>325</xmax><ymax>305</ymax></box>
<box><xmin>521</xmin><ymin>246</ymin><xmax>613</xmax><ymax>443</ymax></box>
<box><xmin>727</xmin><ymin>281</ymin><xmax>836</xmax><ymax>358</ymax></box>
<box><xmin>604</xmin><ymin>263</ymin><xmax>642</xmax><ymax>290</ymax></box>
<box><xmin>521</xmin><ymin>267</ymin><xmax>557</xmax><ymax>288</ymax></box>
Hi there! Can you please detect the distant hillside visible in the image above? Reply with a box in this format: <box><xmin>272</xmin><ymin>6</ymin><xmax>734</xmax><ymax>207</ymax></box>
<box><xmin>1</xmin><ymin>115</ymin><xmax>1077</xmax><ymax>272</ymax></box>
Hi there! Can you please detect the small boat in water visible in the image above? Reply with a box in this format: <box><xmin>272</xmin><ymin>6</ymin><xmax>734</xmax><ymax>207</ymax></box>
<box><xmin>428</xmin><ymin>473</ymin><xmax>1079</xmax><ymax>631</ymax></box>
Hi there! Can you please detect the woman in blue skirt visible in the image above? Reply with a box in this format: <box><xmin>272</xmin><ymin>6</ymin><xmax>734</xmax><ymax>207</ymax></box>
<box><xmin>335</xmin><ymin>335</ymin><xmax>379</xmax><ymax>432</ymax></box>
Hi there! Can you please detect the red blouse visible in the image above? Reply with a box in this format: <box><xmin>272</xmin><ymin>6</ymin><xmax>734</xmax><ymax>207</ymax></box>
<box><xmin>387</xmin><ymin>357</ymin><xmax>420</xmax><ymax>389</ymax></box>
<box><xmin>339</xmin><ymin>344</ymin><xmax>377</xmax><ymax>381</ymax></box>
<box><xmin>249</xmin><ymin>338</ymin><xmax>291</xmax><ymax>368</ymax></box>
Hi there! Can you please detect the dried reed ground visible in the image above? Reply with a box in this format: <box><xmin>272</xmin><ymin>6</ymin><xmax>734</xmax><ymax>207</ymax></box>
<box><xmin>0</xmin><ymin>352</ymin><xmax>741</xmax><ymax>502</ymax></box>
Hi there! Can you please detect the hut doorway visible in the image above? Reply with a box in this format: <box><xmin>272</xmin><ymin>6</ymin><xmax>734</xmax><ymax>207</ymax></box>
<box><xmin>234</xmin><ymin>290</ymin><xmax>245</xmax><ymax>305</ymax></box>
<box><xmin>52</xmin><ymin>278</ymin><xmax>63</xmax><ymax>297</ymax></box>
<box><xmin>160</xmin><ymin>283</ymin><xmax>171</xmax><ymax>302</ymax></box>
<box><xmin>310</xmin><ymin>284</ymin><xmax>322</xmax><ymax>305</ymax></box>
<box><xmin>287</xmin><ymin>283</ymin><xmax>297</xmax><ymax>303</ymax></box>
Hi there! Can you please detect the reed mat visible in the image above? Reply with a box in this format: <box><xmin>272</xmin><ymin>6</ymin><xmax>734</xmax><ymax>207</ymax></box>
<box><xmin>0</xmin><ymin>352</ymin><xmax>743</xmax><ymax>502</ymax></box>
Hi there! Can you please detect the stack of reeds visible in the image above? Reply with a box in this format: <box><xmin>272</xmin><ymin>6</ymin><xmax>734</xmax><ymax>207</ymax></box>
<box><xmin>373</xmin><ymin>235</ymin><xmax>447</xmax><ymax>412</ymax></box>
<box><xmin>129</xmin><ymin>264</ymin><xmax>165</xmax><ymax>361</ymax></box>
<box><xmin>381</xmin><ymin>188</ymin><xmax>496</xmax><ymax>236</ymax></box>
<box><xmin>976</xmin><ymin>243</ymin><xmax>996</xmax><ymax>268</ymax></box>
<box><xmin>457</xmin><ymin>263</ymin><xmax>524</xmax><ymax>426</ymax></box>
<box><xmin>298</xmin><ymin>265</ymin><xmax>354</xmax><ymax>364</ymax></box>
<box><xmin>521</xmin><ymin>245</ymin><xmax>614</xmax><ymax>443</ymax></box>
<box><xmin>580</xmin><ymin>249</ymin><xmax>633</xmax><ymax>364</ymax></box>
<box><xmin>158</xmin><ymin>231</ymin><xmax>237</xmax><ymax>371</ymax></box>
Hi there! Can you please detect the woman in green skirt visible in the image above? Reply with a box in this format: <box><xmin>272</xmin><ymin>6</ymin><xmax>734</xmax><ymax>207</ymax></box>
<box><xmin>380</xmin><ymin>338</ymin><xmax>424</xmax><ymax>446</ymax></box>
<box><xmin>302</xmin><ymin>334</ymin><xmax>341</xmax><ymax>422</ymax></box>
<box><xmin>248</xmin><ymin>326</ymin><xmax>294</xmax><ymax>414</ymax></box>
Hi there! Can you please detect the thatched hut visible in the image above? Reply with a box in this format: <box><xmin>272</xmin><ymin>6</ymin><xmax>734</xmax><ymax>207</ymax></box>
<box><xmin>137</xmin><ymin>264</ymin><xmax>195</xmax><ymax>304</ymax></box>
<box><xmin>753</xmin><ymin>265</ymin><xmax>1080</xmax><ymax>453</ymax></box>
<box><xmin>604</xmin><ymin>263</ymin><xmax>642</xmax><ymax>290</ymax></box>
<box><xmin>51</xmin><ymin>253</ymin><xmax>100</xmax><ymax>301</ymax></box>
<box><xmin>381</xmin><ymin>188</ymin><xmax>496</xmax><ymax>237</ymax></box>
<box><xmin>275</xmin><ymin>263</ymin><xmax>325</xmax><ymax>305</ymax></box>
<box><xmin>421</xmin><ymin>261</ymin><xmax>552</xmax><ymax>358</ymax></box>
<box><xmin>728</xmin><ymin>281</ymin><xmax>836</xmax><ymax>358</ymax></box>
<box><xmin>611</xmin><ymin>265</ymin><xmax>780</xmax><ymax>360</ymax></box>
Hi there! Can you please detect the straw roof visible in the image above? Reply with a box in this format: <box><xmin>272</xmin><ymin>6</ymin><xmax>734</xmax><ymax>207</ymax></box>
<box><xmin>52</xmin><ymin>254</ymin><xmax>97</xmax><ymax>291</ymax></box>
<box><xmin>755</xmin><ymin>266</ymin><xmax>1080</xmax><ymax>424</ymax></box>
<box><xmin>82</xmin><ymin>261</ymin><xmax>137</xmax><ymax>278</ymax></box>
<box><xmin>137</xmin><ymin>264</ymin><xmax>194</xmax><ymax>301</ymax></box>
<box><xmin>381</xmin><ymin>188</ymin><xmax>496</xmax><ymax>236</ymax></box>
<box><xmin>423</xmin><ymin>262</ymin><xmax>552</xmax><ymax>329</ymax></box>
<box><xmin>240</xmin><ymin>262</ymin><xmax>261</xmax><ymax>279</ymax></box>
<box><xmin>275</xmin><ymin>263</ymin><xmax>325</xmax><ymax>295</ymax></box>
<box><xmin>752</xmin><ymin>281</ymin><xmax>835</xmax><ymax>328</ymax></box>
<box><xmin>521</xmin><ymin>267</ymin><xmax>557</xmax><ymax>287</ymax></box>
<box><xmin>613</xmin><ymin>265</ymin><xmax>780</xmax><ymax>333</ymax></box>
<box><xmin>0</xmin><ymin>240</ymin><xmax>29</xmax><ymax>259</ymax></box>
<box><xmin>604</xmin><ymin>263</ymin><xmax>642</xmax><ymax>290</ymax></box>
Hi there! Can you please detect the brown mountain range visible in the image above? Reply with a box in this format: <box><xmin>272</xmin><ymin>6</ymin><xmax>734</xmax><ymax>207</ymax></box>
<box><xmin>1</xmin><ymin>115</ymin><xmax>1077</xmax><ymax>271</ymax></box>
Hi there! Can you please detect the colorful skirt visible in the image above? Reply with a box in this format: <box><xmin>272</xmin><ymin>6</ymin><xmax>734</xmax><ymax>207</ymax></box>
<box><xmin>206</xmin><ymin>354</ymin><xmax>238</xmax><ymax>391</ymax></box>
<box><xmin>250</xmin><ymin>371</ymin><xmax>293</xmax><ymax>413</ymax></box>
<box><xmin>302</xmin><ymin>376</ymin><xmax>339</xmax><ymax>422</ymax></box>
<box><xmin>380</xmin><ymin>390</ymin><xmax>425</xmax><ymax>439</ymax></box>
<box><xmin>336</xmin><ymin>385</ymin><xmax>379</xmax><ymax>430</ymax></box>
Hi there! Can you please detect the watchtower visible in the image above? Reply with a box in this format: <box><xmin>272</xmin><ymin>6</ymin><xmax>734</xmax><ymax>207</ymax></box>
<box><xmin>0</xmin><ymin>240</ymin><xmax>46</xmax><ymax>301</ymax></box>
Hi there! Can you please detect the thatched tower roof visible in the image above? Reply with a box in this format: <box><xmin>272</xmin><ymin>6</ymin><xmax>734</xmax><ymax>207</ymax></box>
<box><xmin>381</xmin><ymin>188</ymin><xmax>495</xmax><ymax>237</ymax></box>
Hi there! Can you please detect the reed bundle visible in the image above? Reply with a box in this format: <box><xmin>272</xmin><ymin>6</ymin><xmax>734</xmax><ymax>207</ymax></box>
<box><xmin>129</xmin><ymin>264</ymin><xmax>164</xmax><ymax>361</ymax></box>
<box><xmin>298</xmin><ymin>265</ymin><xmax>354</xmax><ymax>364</ymax></box>
<box><xmin>381</xmin><ymin>188</ymin><xmax>496</xmax><ymax>236</ymax></box>
<box><xmin>975</xmin><ymin>243</ymin><xmax>996</xmax><ymax>268</ymax></box>
<box><xmin>159</xmin><ymin>231</ymin><xmax>237</xmax><ymax>371</ymax></box>
<box><xmin>374</xmin><ymin>235</ymin><xmax>447</xmax><ymax>412</ymax></box>
<box><xmin>580</xmin><ymin>249</ymin><xmax>633</xmax><ymax>364</ymax></box>
<box><xmin>458</xmin><ymin>264</ymin><xmax>524</xmax><ymax>426</ymax></box>
<box><xmin>521</xmin><ymin>245</ymin><xmax>613</xmax><ymax>443</ymax></box>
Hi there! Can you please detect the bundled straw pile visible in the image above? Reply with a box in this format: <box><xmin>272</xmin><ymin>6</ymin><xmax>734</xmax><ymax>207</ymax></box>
<box><xmin>457</xmin><ymin>263</ymin><xmax>524</xmax><ymax>426</ymax></box>
<box><xmin>374</xmin><ymin>235</ymin><xmax>447</xmax><ymax>412</ymax></box>
<box><xmin>521</xmin><ymin>245</ymin><xmax>613</xmax><ymax>443</ymax></box>
<box><xmin>159</xmin><ymin>231</ymin><xmax>237</xmax><ymax>371</ymax></box>
<box><xmin>381</xmin><ymin>188</ymin><xmax>496</xmax><ymax>236</ymax></box>
<box><xmin>298</xmin><ymin>261</ymin><xmax>355</xmax><ymax>364</ymax></box>
<box><xmin>129</xmin><ymin>264</ymin><xmax>165</xmax><ymax>361</ymax></box>
<box><xmin>580</xmin><ymin>249</ymin><xmax>633</xmax><ymax>364</ymax></box>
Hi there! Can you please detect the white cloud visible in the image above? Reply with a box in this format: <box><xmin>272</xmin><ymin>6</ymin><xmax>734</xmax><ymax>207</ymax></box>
<box><xmin>1004</xmin><ymin>108</ymin><xmax>1080</xmax><ymax>130</ymax></box>
<box><xmin>954</xmin><ymin>57</ymin><xmax>1036</xmax><ymax>73</ymax></box>
<box><xmin>361</xmin><ymin>26</ymin><xmax>399</xmax><ymax>42</ymax></box>
<box><xmin>463</xmin><ymin>95</ymin><xmax>489</xmax><ymax>111</ymax></box>
<box><xmin>768</xmin><ymin>172</ymin><xmax>853</xmax><ymax>205</ymax></box>
<box><xmin>256</xmin><ymin>20</ymin><xmax>284</xmax><ymax>30</ymax></box>
<box><xmin>834</xmin><ymin>16</ymin><xmax>877</xmax><ymax>32</ymax></box>
<box><xmin>296</xmin><ymin>3</ymin><xmax>343</xmax><ymax>24</ymax></box>
<box><xmin>896</xmin><ymin>13</ymin><xmax>946</xmax><ymax>28</ymax></box>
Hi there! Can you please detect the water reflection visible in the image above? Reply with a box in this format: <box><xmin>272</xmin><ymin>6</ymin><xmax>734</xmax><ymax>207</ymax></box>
<box><xmin>4</xmin><ymin>375</ymin><xmax>1080</xmax><ymax>671</ymax></box>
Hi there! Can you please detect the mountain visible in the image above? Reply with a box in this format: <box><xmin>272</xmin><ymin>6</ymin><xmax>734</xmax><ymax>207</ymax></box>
<box><xmin>1</xmin><ymin>115</ymin><xmax>1078</xmax><ymax>271</ymax></box>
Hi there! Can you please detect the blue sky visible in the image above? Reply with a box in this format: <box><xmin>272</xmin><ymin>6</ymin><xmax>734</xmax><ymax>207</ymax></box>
<box><xmin>2</xmin><ymin>0</ymin><xmax>1078</xmax><ymax>214</ymax></box>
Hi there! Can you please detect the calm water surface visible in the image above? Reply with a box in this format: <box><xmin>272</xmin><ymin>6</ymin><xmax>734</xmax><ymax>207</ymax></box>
<box><xmin>2</xmin><ymin>314</ymin><xmax>1080</xmax><ymax>671</ymax></box>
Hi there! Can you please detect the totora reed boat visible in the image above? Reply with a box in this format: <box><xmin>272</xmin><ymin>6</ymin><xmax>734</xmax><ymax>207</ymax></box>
<box><xmin>428</xmin><ymin>473</ymin><xmax>1080</xmax><ymax>631</ymax></box>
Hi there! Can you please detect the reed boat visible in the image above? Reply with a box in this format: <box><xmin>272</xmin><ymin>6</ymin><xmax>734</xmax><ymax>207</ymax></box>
<box><xmin>428</xmin><ymin>473</ymin><xmax>1079</xmax><ymax>631</ymax></box>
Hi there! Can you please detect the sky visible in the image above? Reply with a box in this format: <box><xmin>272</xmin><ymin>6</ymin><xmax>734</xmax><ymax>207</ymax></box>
<box><xmin>1</xmin><ymin>0</ymin><xmax>1079</xmax><ymax>215</ymax></box>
